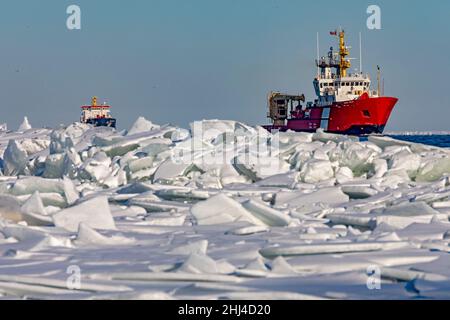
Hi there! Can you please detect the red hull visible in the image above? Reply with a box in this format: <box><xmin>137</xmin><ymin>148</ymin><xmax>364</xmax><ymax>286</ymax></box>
<box><xmin>265</xmin><ymin>94</ymin><xmax>398</xmax><ymax>135</ymax></box>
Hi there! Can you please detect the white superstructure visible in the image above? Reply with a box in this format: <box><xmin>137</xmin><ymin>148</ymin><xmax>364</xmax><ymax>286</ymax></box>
<box><xmin>313</xmin><ymin>31</ymin><xmax>380</xmax><ymax>106</ymax></box>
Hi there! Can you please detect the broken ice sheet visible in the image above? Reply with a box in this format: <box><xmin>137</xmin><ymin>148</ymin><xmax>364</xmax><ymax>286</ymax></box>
<box><xmin>1</xmin><ymin>118</ymin><xmax>450</xmax><ymax>299</ymax></box>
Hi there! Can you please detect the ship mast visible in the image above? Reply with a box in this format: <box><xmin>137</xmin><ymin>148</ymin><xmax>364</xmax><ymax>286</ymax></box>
<box><xmin>359</xmin><ymin>32</ymin><xmax>363</xmax><ymax>73</ymax></box>
<box><xmin>337</xmin><ymin>30</ymin><xmax>351</xmax><ymax>77</ymax></box>
<box><xmin>316</xmin><ymin>32</ymin><xmax>320</xmax><ymax>78</ymax></box>
<box><xmin>377</xmin><ymin>66</ymin><xmax>381</xmax><ymax>96</ymax></box>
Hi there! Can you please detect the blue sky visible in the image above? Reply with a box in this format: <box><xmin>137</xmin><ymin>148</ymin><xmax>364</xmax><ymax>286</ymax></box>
<box><xmin>0</xmin><ymin>0</ymin><xmax>449</xmax><ymax>131</ymax></box>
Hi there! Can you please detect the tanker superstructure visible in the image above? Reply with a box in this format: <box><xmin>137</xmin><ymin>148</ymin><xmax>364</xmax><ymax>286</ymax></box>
<box><xmin>264</xmin><ymin>30</ymin><xmax>398</xmax><ymax>135</ymax></box>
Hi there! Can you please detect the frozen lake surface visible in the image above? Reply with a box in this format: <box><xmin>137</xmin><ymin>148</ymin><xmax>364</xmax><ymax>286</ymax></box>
<box><xmin>1</xmin><ymin>118</ymin><xmax>450</xmax><ymax>300</ymax></box>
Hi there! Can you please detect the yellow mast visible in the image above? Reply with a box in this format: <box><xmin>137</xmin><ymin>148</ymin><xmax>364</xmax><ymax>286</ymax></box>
<box><xmin>91</xmin><ymin>96</ymin><xmax>98</xmax><ymax>107</ymax></box>
<box><xmin>338</xmin><ymin>30</ymin><xmax>351</xmax><ymax>77</ymax></box>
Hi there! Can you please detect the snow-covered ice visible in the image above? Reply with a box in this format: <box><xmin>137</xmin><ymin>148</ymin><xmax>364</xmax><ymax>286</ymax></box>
<box><xmin>1</xmin><ymin>117</ymin><xmax>450</xmax><ymax>300</ymax></box>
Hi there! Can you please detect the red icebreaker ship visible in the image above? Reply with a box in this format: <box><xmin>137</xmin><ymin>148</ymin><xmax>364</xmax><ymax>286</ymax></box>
<box><xmin>264</xmin><ymin>30</ymin><xmax>398</xmax><ymax>136</ymax></box>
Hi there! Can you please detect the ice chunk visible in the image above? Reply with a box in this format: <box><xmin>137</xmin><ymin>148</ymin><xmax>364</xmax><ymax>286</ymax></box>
<box><xmin>371</xmin><ymin>202</ymin><xmax>447</xmax><ymax>229</ymax></box>
<box><xmin>79</xmin><ymin>152</ymin><xmax>112</xmax><ymax>182</ymax></box>
<box><xmin>416</xmin><ymin>157</ymin><xmax>450</xmax><ymax>182</ymax></box>
<box><xmin>432</xmin><ymin>201</ymin><xmax>450</xmax><ymax>209</ymax></box>
<box><xmin>241</xmin><ymin>200</ymin><xmax>291</xmax><ymax>227</ymax></box>
<box><xmin>143</xmin><ymin>213</ymin><xmax>186</xmax><ymax>226</ymax></box>
<box><xmin>335</xmin><ymin>167</ymin><xmax>354</xmax><ymax>184</ymax></box>
<box><xmin>245</xmin><ymin>257</ymin><xmax>269</xmax><ymax>272</ymax></box>
<box><xmin>17</xmin><ymin>117</ymin><xmax>32</xmax><ymax>132</ymax></box>
<box><xmin>92</xmin><ymin>134</ymin><xmax>125</xmax><ymax>147</ymax></box>
<box><xmin>35</xmin><ymin>193</ymin><xmax>67</xmax><ymax>208</ymax></box>
<box><xmin>279</xmin><ymin>131</ymin><xmax>313</xmax><ymax>144</ymax></box>
<box><xmin>1</xmin><ymin>225</ymin><xmax>74</xmax><ymax>254</ymax></box>
<box><xmin>396</xmin><ymin>222</ymin><xmax>450</xmax><ymax>241</ymax></box>
<box><xmin>22</xmin><ymin>191</ymin><xmax>47</xmax><ymax>216</ymax></box>
<box><xmin>376</xmin><ymin>215</ymin><xmax>445</xmax><ymax>229</ymax></box>
<box><xmin>233</xmin><ymin>154</ymin><xmax>290</xmax><ymax>182</ymax></box>
<box><xmin>155</xmin><ymin>188</ymin><xmax>210</xmax><ymax>201</ymax></box>
<box><xmin>3</xmin><ymin>140</ymin><xmax>29</xmax><ymax>176</ymax></box>
<box><xmin>228</xmin><ymin>225</ymin><xmax>270</xmax><ymax>236</ymax></box>
<box><xmin>270</xmin><ymin>257</ymin><xmax>298</xmax><ymax>275</ymax></box>
<box><xmin>0</xmin><ymin>195</ymin><xmax>25</xmax><ymax>223</ymax></box>
<box><xmin>127</xmin><ymin>157</ymin><xmax>154</xmax><ymax>173</ymax></box>
<box><xmin>20</xmin><ymin>192</ymin><xmax>53</xmax><ymax>227</ymax></box>
<box><xmin>129</xmin><ymin>198</ymin><xmax>190</xmax><ymax>213</ymax></box>
<box><xmin>176</xmin><ymin>253</ymin><xmax>233</xmax><ymax>275</ymax></box>
<box><xmin>276</xmin><ymin>187</ymin><xmax>349</xmax><ymax>208</ymax></box>
<box><xmin>190</xmin><ymin>120</ymin><xmax>254</xmax><ymax>143</ymax></box>
<box><xmin>369</xmin><ymin>135</ymin><xmax>414</xmax><ymax>149</ymax></box>
<box><xmin>326</xmin><ymin>213</ymin><xmax>375</xmax><ymax>229</ymax></box>
<box><xmin>73</xmin><ymin>223</ymin><xmax>134</xmax><ymax>246</ymax></box>
<box><xmin>102</xmin><ymin>167</ymin><xmax>127</xmax><ymax>189</ymax></box>
<box><xmin>254</xmin><ymin>172</ymin><xmax>297</xmax><ymax>188</ymax></box>
<box><xmin>168</xmin><ymin>128</ymin><xmax>190</xmax><ymax>142</ymax></box>
<box><xmin>369</xmin><ymin>135</ymin><xmax>435</xmax><ymax>153</ymax></box>
<box><xmin>98</xmin><ymin>272</ymin><xmax>242</xmax><ymax>284</ymax></box>
<box><xmin>110</xmin><ymin>205</ymin><xmax>147</xmax><ymax>218</ymax></box>
<box><xmin>341</xmin><ymin>184</ymin><xmax>378</xmax><ymax>199</ymax></box>
<box><xmin>102</xmin><ymin>141</ymin><xmax>141</xmax><ymax>158</ymax></box>
<box><xmin>53</xmin><ymin>196</ymin><xmax>116</xmax><ymax>232</ymax></box>
<box><xmin>153</xmin><ymin>159</ymin><xmax>197</xmax><ymax>182</ymax></box>
<box><xmin>42</xmin><ymin>154</ymin><xmax>65</xmax><ymax>179</ymax></box>
<box><xmin>381</xmin><ymin>202</ymin><xmax>440</xmax><ymax>217</ymax></box>
<box><xmin>380</xmin><ymin>267</ymin><xmax>447</xmax><ymax>282</ymax></box>
<box><xmin>18</xmin><ymin>138</ymin><xmax>50</xmax><ymax>157</ymax></box>
<box><xmin>389</xmin><ymin>151</ymin><xmax>421</xmax><ymax>176</ymax></box>
<box><xmin>49</xmin><ymin>127</ymin><xmax>78</xmax><ymax>155</ymax></box>
<box><xmin>62</xmin><ymin>149</ymin><xmax>83</xmax><ymax>179</ymax></box>
<box><xmin>332</xmin><ymin>142</ymin><xmax>379</xmax><ymax>176</ymax></box>
<box><xmin>190</xmin><ymin>194</ymin><xmax>264</xmax><ymax>226</ymax></box>
<box><xmin>260</xmin><ymin>241</ymin><xmax>409</xmax><ymax>258</ymax></box>
<box><xmin>127</xmin><ymin>117</ymin><xmax>160</xmax><ymax>136</ymax></box>
<box><xmin>10</xmin><ymin>177</ymin><xmax>64</xmax><ymax>196</ymax></box>
<box><xmin>299</xmin><ymin>160</ymin><xmax>334</xmax><ymax>183</ymax></box>
<box><xmin>235</xmin><ymin>256</ymin><xmax>269</xmax><ymax>278</ymax></box>
<box><xmin>220</xmin><ymin>165</ymin><xmax>250</xmax><ymax>186</ymax></box>
<box><xmin>140</xmin><ymin>140</ymin><xmax>171</xmax><ymax>157</ymax></box>
<box><xmin>313</xmin><ymin>129</ymin><xmax>358</xmax><ymax>143</ymax></box>
<box><xmin>371</xmin><ymin>159</ymin><xmax>388</xmax><ymax>178</ymax></box>
<box><xmin>169</xmin><ymin>240</ymin><xmax>208</xmax><ymax>255</ymax></box>
<box><xmin>63</xmin><ymin>177</ymin><xmax>79</xmax><ymax>205</ymax></box>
